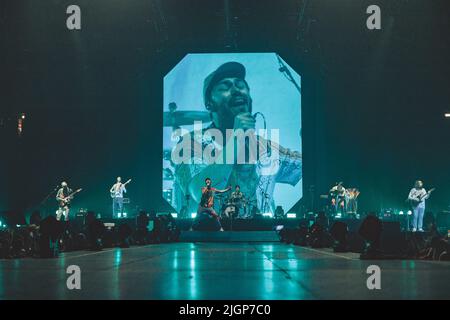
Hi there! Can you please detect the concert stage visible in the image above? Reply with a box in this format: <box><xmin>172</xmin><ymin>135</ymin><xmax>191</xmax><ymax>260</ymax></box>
<box><xmin>176</xmin><ymin>217</ymin><xmax>304</xmax><ymax>231</ymax></box>
<box><xmin>1</xmin><ymin>242</ymin><xmax>449</xmax><ymax>300</ymax></box>
<box><xmin>178</xmin><ymin>231</ymin><xmax>279</xmax><ymax>242</ymax></box>
<box><xmin>3</xmin><ymin>0</ymin><xmax>450</xmax><ymax>306</ymax></box>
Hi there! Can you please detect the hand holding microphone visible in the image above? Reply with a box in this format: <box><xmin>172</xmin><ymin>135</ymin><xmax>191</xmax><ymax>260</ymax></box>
<box><xmin>234</xmin><ymin>112</ymin><xmax>256</xmax><ymax>131</ymax></box>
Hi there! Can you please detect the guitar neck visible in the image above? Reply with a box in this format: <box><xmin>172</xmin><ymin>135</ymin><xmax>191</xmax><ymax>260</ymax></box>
<box><xmin>422</xmin><ymin>189</ymin><xmax>434</xmax><ymax>199</ymax></box>
<box><xmin>68</xmin><ymin>189</ymin><xmax>81</xmax><ymax>198</ymax></box>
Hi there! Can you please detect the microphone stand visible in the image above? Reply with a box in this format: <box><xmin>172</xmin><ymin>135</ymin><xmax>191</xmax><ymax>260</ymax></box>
<box><xmin>39</xmin><ymin>186</ymin><xmax>59</xmax><ymax>217</ymax></box>
<box><xmin>227</xmin><ymin>189</ymin><xmax>234</xmax><ymax>232</ymax></box>
<box><xmin>230</xmin><ymin>204</ymin><xmax>233</xmax><ymax>232</ymax></box>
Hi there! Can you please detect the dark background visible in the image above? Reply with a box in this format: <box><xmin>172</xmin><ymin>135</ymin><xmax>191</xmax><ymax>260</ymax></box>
<box><xmin>1</xmin><ymin>0</ymin><xmax>449</xmax><ymax>219</ymax></box>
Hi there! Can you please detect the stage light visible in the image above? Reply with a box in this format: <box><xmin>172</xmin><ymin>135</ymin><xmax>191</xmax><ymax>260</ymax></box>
<box><xmin>445</xmin><ymin>113</ymin><xmax>450</xmax><ymax>118</ymax></box>
<box><xmin>17</xmin><ymin>118</ymin><xmax>23</xmax><ymax>136</ymax></box>
<box><xmin>262</xmin><ymin>212</ymin><xmax>273</xmax><ymax>218</ymax></box>
<box><xmin>359</xmin><ymin>214</ymin><xmax>383</xmax><ymax>259</ymax></box>
<box><xmin>399</xmin><ymin>211</ymin><xmax>404</xmax><ymax>215</ymax></box>
<box><xmin>286</xmin><ymin>213</ymin><xmax>296</xmax><ymax>219</ymax></box>
<box><xmin>191</xmin><ymin>213</ymin><xmax>197</xmax><ymax>219</ymax></box>
<box><xmin>407</xmin><ymin>210</ymin><xmax>412</xmax><ymax>215</ymax></box>
<box><xmin>39</xmin><ymin>216</ymin><xmax>64</xmax><ymax>257</ymax></box>
<box><xmin>134</xmin><ymin>211</ymin><xmax>150</xmax><ymax>245</ymax></box>
<box><xmin>20</xmin><ymin>113</ymin><xmax>26</xmax><ymax>119</ymax></box>
<box><xmin>309</xmin><ymin>223</ymin><xmax>327</xmax><ymax>248</ymax></box>
<box><xmin>294</xmin><ymin>222</ymin><xmax>309</xmax><ymax>246</ymax></box>
<box><xmin>170</xmin><ymin>213</ymin><xmax>178</xmax><ymax>218</ymax></box>
<box><xmin>153</xmin><ymin>214</ymin><xmax>181</xmax><ymax>241</ymax></box>
<box><xmin>118</xmin><ymin>223</ymin><xmax>133</xmax><ymax>248</ymax></box>
<box><xmin>122</xmin><ymin>212</ymin><xmax>127</xmax><ymax>218</ymax></box>
<box><xmin>330</xmin><ymin>221</ymin><xmax>349</xmax><ymax>252</ymax></box>
<box><xmin>103</xmin><ymin>222</ymin><xmax>115</xmax><ymax>229</ymax></box>
<box><xmin>85</xmin><ymin>211</ymin><xmax>105</xmax><ymax>251</ymax></box>
<box><xmin>335</xmin><ymin>213</ymin><xmax>342</xmax><ymax>218</ymax></box>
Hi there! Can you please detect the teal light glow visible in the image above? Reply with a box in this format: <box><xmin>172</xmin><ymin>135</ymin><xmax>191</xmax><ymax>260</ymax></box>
<box><xmin>189</xmin><ymin>248</ymin><xmax>198</xmax><ymax>299</ymax></box>
<box><xmin>115</xmin><ymin>250</ymin><xmax>122</xmax><ymax>265</ymax></box>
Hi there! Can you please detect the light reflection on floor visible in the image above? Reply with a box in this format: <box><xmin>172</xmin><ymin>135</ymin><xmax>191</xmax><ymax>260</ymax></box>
<box><xmin>0</xmin><ymin>243</ymin><xmax>449</xmax><ymax>300</ymax></box>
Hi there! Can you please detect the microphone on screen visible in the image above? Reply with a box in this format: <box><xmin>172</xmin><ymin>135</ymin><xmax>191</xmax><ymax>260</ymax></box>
<box><xmin>252</xmin><ymin>112</ymin><xmax>267</xmax><ymax>131</ymax></box>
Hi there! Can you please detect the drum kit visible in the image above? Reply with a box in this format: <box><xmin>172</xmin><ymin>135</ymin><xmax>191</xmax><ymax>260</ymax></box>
<box><xmin>323</xmin><ymin>183</ymin><xmax>361</xmax><ymax>218</ymax></box>
<box><xmin>345</xmin><ymin>188</ymin><xmax>360</xmax><ymax>214</ymax></box>
<box><xmin>163</xmin><ymin>105</ymin><xmax>211</xmax><ymax>129</ymax></box>
<box><xmin>215</xmin><ymin>193</ymin><xmax>257</xmax><ymax>220</ymax></box>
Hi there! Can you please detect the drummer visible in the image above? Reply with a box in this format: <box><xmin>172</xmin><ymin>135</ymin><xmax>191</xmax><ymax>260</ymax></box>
<box><xmin>230</xmin><ymin>185</ymin><xmax>245</xmax><ymax>217</ymax></box>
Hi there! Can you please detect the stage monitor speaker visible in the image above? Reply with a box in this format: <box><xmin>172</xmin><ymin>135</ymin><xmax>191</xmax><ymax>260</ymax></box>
<box><xmin>346</xmin><ymin>219</ymin><xmax>362</xmax><ymax>233</ymax></box>
<box><xmin>436</xmin><ymin>211</ymin><xmax>450</xmax><ymax>230</ymax></box>
<box><xmin>329</xmin><ymin>221</ymin><xmax>347</xmax><ymax>242</ymax></box>
<box><xmin>380</xmin><ymin>221</ymin><xmax>406</xmax><ymax>255</ymax></box>
<box><xmin>338</xmin><ymin>219</ymin><xmax>364</xmax><ymax>253</ymax></box>
<box><xmin>348</xmin><ymin>232</ymin><xmax>365</xmax><ymax>253</ymax></box>
<box><xmin>192</xmin><ymin>214</ymin><xmax>221</xmax><ymax>231</ymax></box>
<box><xmin>359</xmin><ymin>215</ymin><xmax>382</xmax><ymax>242</ymax></box>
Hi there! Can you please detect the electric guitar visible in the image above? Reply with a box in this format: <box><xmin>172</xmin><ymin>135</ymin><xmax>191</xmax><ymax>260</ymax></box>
<box><xmin>409</xmin><ymin>188</ymin><xmax>435</xmax><ymax>207</ymax></box>
<box><xmin>58</xmin><ymin>188</ymin><xmax>82</xmax><ymax>207</ymax></box>
<box><xmin>110</xmin><ymin>179</ymin><xmax>132</xmax><ymax>198</ymax></box>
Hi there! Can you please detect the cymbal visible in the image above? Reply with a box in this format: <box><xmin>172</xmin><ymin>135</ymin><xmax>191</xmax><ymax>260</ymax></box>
<box><xmin>163</xmin><ymin>111</ymin><xmax>211</xmax><ymax>127</ymax></box>
<box><xmin>163</xmin><ymin>149</ymin><xmax>172</xmax><ymax>161</ymax></box>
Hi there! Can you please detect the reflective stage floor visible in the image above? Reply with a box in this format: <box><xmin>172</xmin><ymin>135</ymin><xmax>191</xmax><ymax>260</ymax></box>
<box><xmin>1</xmin><ymin>243</ymin><xmax>449</xmax><ymax>299</ymax></box>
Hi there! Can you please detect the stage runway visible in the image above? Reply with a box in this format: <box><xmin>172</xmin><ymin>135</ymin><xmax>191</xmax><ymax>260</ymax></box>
<box><xmin>1</xmin><ymin>243</ymin><xmax>449</xmax><ymax>300</ymax></box>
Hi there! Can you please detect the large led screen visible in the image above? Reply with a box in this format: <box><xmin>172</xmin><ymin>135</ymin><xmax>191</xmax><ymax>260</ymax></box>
<box><xmin>163</xmin><ymin>53</ymin><xmax>302</xmax><ymax>217</ymax></box>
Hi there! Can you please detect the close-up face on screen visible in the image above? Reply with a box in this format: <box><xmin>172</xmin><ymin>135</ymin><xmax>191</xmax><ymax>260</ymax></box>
<box><xmin>1</xmin><ymin>0</ymin><xmax>450</xmax><ymax>311</ymax></box>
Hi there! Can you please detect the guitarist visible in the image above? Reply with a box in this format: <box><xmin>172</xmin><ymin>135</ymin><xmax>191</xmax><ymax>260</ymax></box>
<box><xmin>110</xmin><ymin>177</ymin><xmax>129</xmax><ymax>218</ymax></box>
<box><xmin>56</xmin><ymin>181</ymin><xmax>73</xmax><ymax>221</ymax></box>
<box><xmin>407</xmin><ymin>180</ymin><xmax>433</xmax><ymax>232</ymax></box>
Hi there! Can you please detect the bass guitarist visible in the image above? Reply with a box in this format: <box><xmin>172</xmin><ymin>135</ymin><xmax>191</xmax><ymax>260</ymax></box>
<box><xmin>407</xmin><ymin>180</ymin><xmax>435</xmax><ymax>232</ymax></box>
<box><xmin>110</xmin><ymin>177</ymin><xmax>131</xmax><ymax>218</ymax></box>
<box><xmin>56</xmin><ymin>181</ymin><xmax>73</xmax><ymax>221</ymax></box>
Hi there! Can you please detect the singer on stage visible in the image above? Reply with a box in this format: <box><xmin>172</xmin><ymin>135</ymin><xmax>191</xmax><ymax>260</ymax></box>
<box><xmin>197</xmin><ymin>178</ymin><xmax>231</xmax><ymax>231</ymax></box>
<box><xmin>175</xmin><ymin>61</ymin><xmax>302</xmax><ymax>214</ymax></box>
